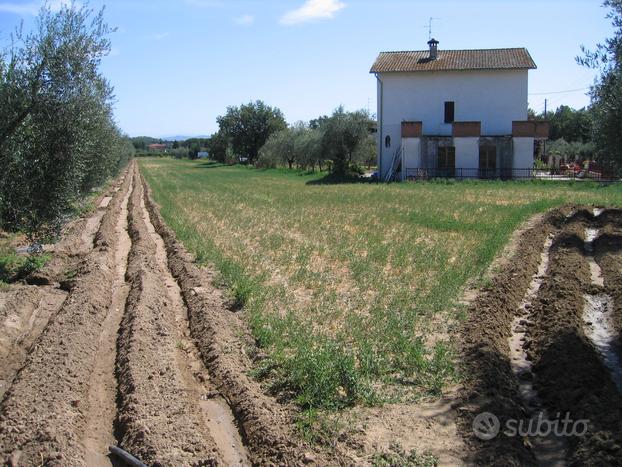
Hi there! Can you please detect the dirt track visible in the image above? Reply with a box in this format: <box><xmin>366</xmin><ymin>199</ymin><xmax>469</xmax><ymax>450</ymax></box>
<box><xmin>0</xmin><ymin>162</ymin><xmax>318</xmax><ymax>466</ymax></box>
<box><xmin>461</xmin><ymin>207</ymin><xmax>622</xmax><ymax>466</ymax></box>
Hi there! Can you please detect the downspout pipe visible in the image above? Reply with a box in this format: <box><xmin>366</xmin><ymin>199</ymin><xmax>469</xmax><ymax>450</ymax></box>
<box><xmin>377</xmin><ymin>74</ymin><xmax>383</xmax><ymax>180</ymax></box>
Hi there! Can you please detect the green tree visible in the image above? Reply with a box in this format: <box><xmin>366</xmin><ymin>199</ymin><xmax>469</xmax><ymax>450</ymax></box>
<box><xmin>0</xmin><ymin>3</ymin><xmax>126</xmax><ymax>238</ymax></box>
<box><xmin>205</xmin><ymin>131</ymin><xmax>229</xmax><ymax>163</ymax></box>
<box><xmin>548</xmin><ymin>106</ymin><xmax>592</xmax><ymax>142</ymax></box>
<box><xmin>355</xmin><ymin>133</ymin><xmax>377</xmax><ymax>170</ymax></box>
<box><xmin>294</xmin><ymin>124</ymin><xmax>325</xmax><ymax>171</ymax></box>
<box><xmin>320</xmin><ymin>107</ymin><xmax>370</xmax><ymax>175</ymax></box>
<box><xmin>578</xmin><ymin>0</ymin><xmax>622</xmax><ymax>175</ymax></box>
<box><xmin>216</xmin><ymin>100</ymin><xmax>286</xmax><ymax>164</ymax></box>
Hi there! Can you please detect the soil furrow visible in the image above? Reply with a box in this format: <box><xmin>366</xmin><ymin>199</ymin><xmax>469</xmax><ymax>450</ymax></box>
<box><xmin>137</xmin><ymin>177</ymin><xmax>249</xmax><ymax>466</ymax></box>
<box><xmin>582</xmin><ymin>221</ymin><xmax>622</xmax><ymax>393</ymax></box>
<box><xmin>507</xmin><ymin>232</ymin><xmax>569</xmax><ymax>466</ymax></box>
<box><xmin>0</xmin><ymin>168</ymin><xmax>134</xmax><ymax>466</ymax></box>
<box><xmin>529</xmin><ymin>213</ymin><xmax>622</xmax><ymax>465</ymax></box>
<box><xmin>114</xmin><ymin>164</ymin><xmax>220</xmax><ymax>466</ymax></box>
<box><xmin>141</xmin><ymin>173</ymin><xmax>325</xmax><ymax>465</ymax></box>
<box><xmin>0</xmin><ymin>174</ymin><xmax>130</xmax><ymax>401</ymax></box>
<box><xmin>459</xmin><ymin>208</ymin><xmax>567</xmax><ymax>466</ymax></box>
<box><xmin>82</xmin><ymin>167</ymin><xmax>134</xmax><ymax>466</ymax></box>
<box><xmin>594</xmin><ymin>215</ymin><xmax>622</xmax><ymax>359</ymax></box>
<box><xmin>0</xmin><ymin>285</ymin><xmax>67</xmax><ymax>400</ymax></box>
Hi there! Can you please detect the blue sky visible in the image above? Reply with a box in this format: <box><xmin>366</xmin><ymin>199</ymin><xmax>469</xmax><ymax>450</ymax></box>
<box><xmin>0</xmin><ymin>0</ymin><xmax>614</xmax><ymax>137</ymax></box>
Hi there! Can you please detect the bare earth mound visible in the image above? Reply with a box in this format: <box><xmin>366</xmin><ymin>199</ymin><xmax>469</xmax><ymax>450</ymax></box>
<box><xmin>460</xmin><ymin>206</ymin><xmax>622</xmax><ymax>466</ymax></box>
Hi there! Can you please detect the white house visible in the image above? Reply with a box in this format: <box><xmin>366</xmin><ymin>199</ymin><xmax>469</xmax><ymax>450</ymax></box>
<box><xmin>370</xmin><ymin>39</ymin><xmax>549</xmax><ymax>181</ymax></box>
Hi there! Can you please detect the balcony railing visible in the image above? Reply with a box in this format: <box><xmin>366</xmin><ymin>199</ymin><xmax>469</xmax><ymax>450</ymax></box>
<box><xmin>404</xmin><ymin>168</ymin><xmax>619</xmax><ymax>182</ymax></box>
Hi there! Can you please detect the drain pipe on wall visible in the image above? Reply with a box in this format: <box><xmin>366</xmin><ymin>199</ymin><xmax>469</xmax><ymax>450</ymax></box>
<box><xmin>376</xmin><ymin>73</ymin><xmax>384</xmax><ymax>181</ymax></box>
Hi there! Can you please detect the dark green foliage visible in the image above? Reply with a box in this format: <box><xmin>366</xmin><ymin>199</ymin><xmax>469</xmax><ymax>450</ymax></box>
<box><xmin>544</xmin><ymin>105</ymin><xmax>593</xmax><ymax>143</ymax></box>
<box><xmin>578</xmin><ymin>0</ymin><xmax>622</xmax><ymax>175</ymax></box>
<box><xmin>205</xmin><ymin>131</ymin><xmax>230</xmax><ymax>163</ymax></box>
<box><xmin>320</xmin><ymin>106</ymin><xmax>371</xmax><ymax>175</ymax></box>
<box><xmin>216</xmin><ymin>100</ymin><xmax>287</xmax><ymax>164</ymax></box>
<box><xmin>0</xmin><ymin>3</ymin><xmax>131</xmax><ymax>239</ymax></box>
<box><xmin>257</xmin><ymin>122</ymin><xmax>325</xmax><ymax>170</ymax></box>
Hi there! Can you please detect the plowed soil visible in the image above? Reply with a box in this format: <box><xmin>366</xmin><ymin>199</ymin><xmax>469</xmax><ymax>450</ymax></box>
<box><xmin>0</xmin><ymin>161</ymin><xmax>326</xmax><ymax>466</ymax></box>
<box><xmin>460</xmin><ymin>207</ymin><xmax>622</xmax><ymax>466</ymax></box>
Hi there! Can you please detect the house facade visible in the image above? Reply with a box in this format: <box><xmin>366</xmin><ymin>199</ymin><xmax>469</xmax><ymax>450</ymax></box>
<box><xmin>370</xmin><ymin>40</ymin><xmax>548</xmax><ymax>181</ymax></box>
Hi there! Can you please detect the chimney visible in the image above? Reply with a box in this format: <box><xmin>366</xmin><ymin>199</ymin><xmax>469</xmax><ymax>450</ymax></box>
<box><xmin>428</xmin><ymin>38</ymin><xmax>439</xmax><ymax>60</ymax></box>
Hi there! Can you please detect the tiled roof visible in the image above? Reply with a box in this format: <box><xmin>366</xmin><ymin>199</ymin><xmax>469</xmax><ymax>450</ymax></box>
<box><xmin>370</xmin><ymin>48</ymin><xmax>536</xmax><ymax>73</ymax></box>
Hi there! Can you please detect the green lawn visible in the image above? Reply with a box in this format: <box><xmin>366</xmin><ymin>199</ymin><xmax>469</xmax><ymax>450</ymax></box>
<box><xmin>140</xmin><ymin>157</ymin><xmax>622</xmax><ymax>410</ymax></box>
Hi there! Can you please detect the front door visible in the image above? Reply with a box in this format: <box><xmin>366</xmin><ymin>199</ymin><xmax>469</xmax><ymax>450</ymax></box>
<box><xmin>479</xmin><ymin>145</ymin><xmax>496</xmax><ymax>179</ymax></box>
<box><xmin>438</xmin><ymin>146</ymin><xmax>456</xmax><ymax>178</ymax></box>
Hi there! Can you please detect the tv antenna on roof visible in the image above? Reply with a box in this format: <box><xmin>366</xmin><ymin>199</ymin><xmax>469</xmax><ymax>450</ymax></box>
<box><xmin>424</xmin><ymin>17</ymin><xmax>440</xmax><ymax>40</ymax></box>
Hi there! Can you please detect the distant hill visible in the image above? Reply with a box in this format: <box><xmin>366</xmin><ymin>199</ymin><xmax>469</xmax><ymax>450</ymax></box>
<box><xmin>161</xmin><ymin>135</ymin><xmax>210</xmax><ymax>141</ymax></box>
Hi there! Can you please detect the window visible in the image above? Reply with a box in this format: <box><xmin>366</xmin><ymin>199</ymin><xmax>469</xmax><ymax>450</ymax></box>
<box><xmin>479</xmin><ymin>145</ymin><xmax>496</xmax><ymax>178</ymax></box>
<box><xmin>444</xmin><ymin>101</ymin><xmax>455</xmax><ymax>124</ymax></box>
<box><xmin>437</xmin><ymin>146</ymin><xmax>455</xmax><ymax>177</ymax></box>
<box><xmin>385</xmin><ymin>135</ymin><xmax>391</xmax><ymax>148</ymax></box>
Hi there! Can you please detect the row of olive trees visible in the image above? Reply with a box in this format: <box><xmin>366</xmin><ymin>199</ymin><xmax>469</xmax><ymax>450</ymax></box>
<box><xmin>257</xmin><ymin>107</ymin><xmax>376</xmax><ymax>175</ymax></box>
<box><xmin>0</xmin><ymin>3</ymin><xmax>133</xmax><ymax>239</ymax></box>
<box><xmin>579</xmin><ymin>0</ymin><xmax>622</xmax><ymax>175</ymax></box>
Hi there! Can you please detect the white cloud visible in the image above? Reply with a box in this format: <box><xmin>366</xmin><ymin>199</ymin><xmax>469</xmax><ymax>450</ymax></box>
<box><xmin>234</xmin><ymin>14</ymin><xmax>254</xmax><ymax>26</ymax></box>
<box><xmin>0</xmin><ymin>2</ymin><xmax>39</xmax><ymax>15</ymax></box>
<box><xmin>280</xmin><ymin>0</ymin><xmax>345</xmax><ymax>26</ymax></box>
<box><xmin>148</xmin><ymin>32</ymin><xmax>170</xmax><ymax>41</ymax></box>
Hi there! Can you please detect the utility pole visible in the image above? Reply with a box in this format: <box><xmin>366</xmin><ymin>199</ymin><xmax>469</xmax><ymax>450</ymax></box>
<box><xmin>543</xmin><ymin>98</ymin><xmax>548</xmax><ymax>163</ymax></box>
<box><xmin>544</xmin><ymin>98</ymin><xmax>547</xmax><ymax>117</ymax></box>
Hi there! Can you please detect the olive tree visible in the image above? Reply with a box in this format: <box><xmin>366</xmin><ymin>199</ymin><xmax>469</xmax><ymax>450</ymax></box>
<box><xmin>578</xmin><ymin>0</ymin><xmax>622</xmax><ymax>175</ymax></box>
<box><xmin>0</xmin><ymin>3</ymin><xmax>126</xmax><ymax>238</ymax></box>
<box><xmin>320</xmin><ymin>107</ymin><xmax>371</xmax><ymax>175</ymax></box>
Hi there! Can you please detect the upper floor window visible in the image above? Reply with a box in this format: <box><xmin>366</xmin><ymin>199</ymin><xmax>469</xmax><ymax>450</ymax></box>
<box><xmin>385</xmin><ymin>135</ymin><xmax>391</xmax><ymax>148</ymax></box>
<box><xmin>444</xmin><ymin>101</ymin><xmax>455</xmax><ymax>124</ymax></box>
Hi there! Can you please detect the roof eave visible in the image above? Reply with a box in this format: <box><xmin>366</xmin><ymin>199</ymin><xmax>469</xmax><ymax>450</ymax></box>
<box><xmin>370</xmin><ymin>66</ymin><xmax>537</xmax><ymax>74</ymax></box>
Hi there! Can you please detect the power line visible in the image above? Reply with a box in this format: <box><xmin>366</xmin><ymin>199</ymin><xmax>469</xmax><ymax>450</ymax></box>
<box><xmin>528</xmin><ymin>87</ymin><xmax>589</xmax><ymax>96</ymax></box>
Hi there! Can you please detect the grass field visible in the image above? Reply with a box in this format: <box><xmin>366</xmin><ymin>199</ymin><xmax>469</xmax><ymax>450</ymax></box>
<box><xmin>140</xmin><ymin>157</ymin><xmax>622</xmax><ymax>411</ymax></box>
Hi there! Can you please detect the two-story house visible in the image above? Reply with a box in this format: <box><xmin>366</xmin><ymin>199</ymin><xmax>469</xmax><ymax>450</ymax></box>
<box><xmin>370</xmin><ymin>39</ymin><xmax>549</xmax><ymax>181</ymax></box>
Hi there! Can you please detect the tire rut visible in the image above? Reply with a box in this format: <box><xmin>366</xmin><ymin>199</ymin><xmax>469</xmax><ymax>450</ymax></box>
<box><xmin>137</xmin><ymin>176</ymin><xmax>249</xmax><ymax>466</ymax></box>
<box><xmin>459</xmin><ymin>206</ymin><xmax>622</xmax><ymax>466</ymax></box>
<box><xmin>0</xmin><ymin>174</ymin><xmax>129</xmax><ymax>402</ymax></box>
<box><xmin>0</xmin><ymin>166</ymin><xmax>134</xmax><ymax>466</ymax></box>
<box><xmin>0</xmin><ymin>286</ymin><xmax>67</xmax><ymax>400</ymax></box>
<box><xmin>528</xmin><ymin>211</ymin><xmax>622</xmax><ymax>465</ymax></box>
<box><xmin>82</xmin><ymin>168</ymin><xmax>134</xmax><ymax>466</ymax></box>
<box><xmin>114</xmin><ymin>164</ymin><xmax>221</xmax><ymax>465</ymax></box>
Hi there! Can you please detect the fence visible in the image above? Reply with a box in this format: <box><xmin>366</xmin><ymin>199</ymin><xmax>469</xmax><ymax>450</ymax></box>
<box><xmin>404</xmin><ymin>168</ymin><xmax>619</xmax><ymax>182</ymax></box>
